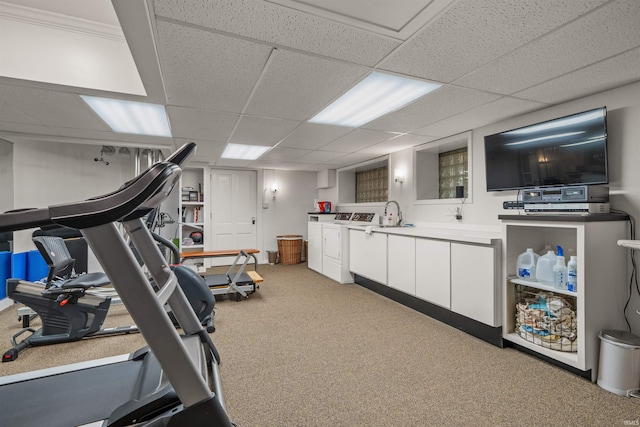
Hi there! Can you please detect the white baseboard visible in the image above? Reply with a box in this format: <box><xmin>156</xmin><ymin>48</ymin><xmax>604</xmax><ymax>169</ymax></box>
<box><xmin>0</xmin><ymin>297</ymin><xmax>14</xmax><ymax>311</ymax></box>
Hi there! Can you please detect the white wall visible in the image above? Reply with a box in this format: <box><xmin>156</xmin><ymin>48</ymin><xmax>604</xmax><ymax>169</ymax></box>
<box><xmin>261</xmin><ymin>169</ymin><xmax>318</xmax><ymax>255</ymax></box>
<box><xmin>6</xmin><ymin>141</ymin><xmax>318</xmax><ymax>261</ymax></box>
<box><xmin>408</xmin><ymin>82</ymin><xmax>640</xmax><ymax>227</ymax></box>
<box><xmin>11</xmin><ymin>141</ymin><xmax>135</xmax><ymax>252</ymax></box>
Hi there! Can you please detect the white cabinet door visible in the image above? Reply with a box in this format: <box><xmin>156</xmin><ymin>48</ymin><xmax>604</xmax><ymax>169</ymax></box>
<box><xmin>415</xmin><ymin>239</ymin><xmax>451</xmax><ymax>309</ymax></box>
<box><xmin>387</xmin><ymin>235</ymin><xmax>416</xmax><ymax>295</ymax></box>
<box><xmin>307</xmin><ymin>222</ymin><xmax>323</xmax><ymax>273</ymax></box>
<box><xmin>349</xmin><ymin>229</ymin><xmax>387</xmax><ymax>285</ymax></box>
<box><xmin>450</xmin><ymin>243</ymin><xmax>499</xmax><ymax>326</ymax></box>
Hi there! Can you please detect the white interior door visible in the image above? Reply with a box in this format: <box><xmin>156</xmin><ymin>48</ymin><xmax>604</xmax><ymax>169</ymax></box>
<box><xmin>210</xmin><ymin>169</ymin><xmax>257</xmax><ymax>266</ymax></box>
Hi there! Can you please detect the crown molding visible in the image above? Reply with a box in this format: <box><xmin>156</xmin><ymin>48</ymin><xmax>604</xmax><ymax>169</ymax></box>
<box><xmin>0</xmin><ymin>1</ymin><xmax>124</xmax><ymax>41</ymax></box>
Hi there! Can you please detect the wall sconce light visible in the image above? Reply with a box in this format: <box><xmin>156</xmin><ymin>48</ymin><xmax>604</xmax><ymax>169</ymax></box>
<box><xmin>270</xmin><ymin>182</ymin><xmax>278</xmax><ymax>200</ymax></box>
<box><xmin>394</xmin><ymin>168</ymin><xmax>405</xmax><ymax>184</ymax></box>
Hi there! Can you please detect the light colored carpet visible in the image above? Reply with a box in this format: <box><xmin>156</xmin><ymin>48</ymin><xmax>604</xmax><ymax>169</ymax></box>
<box><xmin>1</xmin><ymin>263</ymin><xmax>638</xmax><ymax>426</ymax></box>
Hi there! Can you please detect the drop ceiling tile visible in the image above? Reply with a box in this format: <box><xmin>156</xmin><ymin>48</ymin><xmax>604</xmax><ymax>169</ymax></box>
<box><xmin>228</xmin><ymin>116</ymin><xmax>300</xmax><ymax>146</ymax></box>
<box><xmin>453</xmin><ymin>0</ymin><xmax>640</xmax><ymax>95</ymax></box>
<box><xmin>364</xmin><ymin>86</ymin><xmax>501</xmax><ymax>133</ymax></box>
<box><xmin>38</xmin><ymin>127</ymin><xmax>172</xmax><ymax>146</ymax></box>
<box><xmin>265</xmin><ymin>0</ymin><xmax>461</xmax><ymax>41</ymax></box>
<box><xmin>318</xmin><ymin>129</ymin><xmax>397</xmax><ymax>152</ymax></box>
<box><xmin>155</xmin><ymin>20</ymin><xmax>272</xmax><ymax>112</ymax></box>
<box><xmin>259</xmin><ymin>146</ymin><xmax>310</xmax><ymax>162</ymax></box>
<box><xmin>292</xmin><ymin>163</ymin><xmax>337</xmax><ymax>172</ymax></box>
<box><xmin>175</xmin><ymin>138</ymin><xmax>226</xmax><ymax>159</ymax></box>
<box><xmin>213</xmin><ymin>158</ymin><xmax>253</xmax><ymax>168</ymax></box>
<box><xmin>244</xmin><ymin>49</ymin><xmax>368</xmax><ymax>121</ymax></box>
<box><xmin>0</xmin><ymin>101</ymin><xmax>38</xmax><ymax>124</ymax></box>
<box><xmin>295</xmin><ymin>150</ymin><xmax>345</xmax><ymax>163</ymax></box>
<box><xmin>380</xmin><ymin>0</ymin><xmax>608</xmax><ymax>82</ymax></box>
<box><xmin>0</xmin><ymin>83</ymin><xmax>108</xmax><ymax>130</ymax></box>
<box><xmin>514</xmin><ymin>48</ymin><xmax>640</xmax><ymax>104</ymax></box>
<box><xmin>0</xmin><ymin>121</ymin><xmax>52</xmax><ymax>137</ymax></box>
<box><xmin>153</xmin><ymin>0</ymin><xmax>400</xmax><ymax>66</ymax></box>
<box><xmin>412</xmin><ymin>97</ymin><xmax>547</xmax><ymax>137</ymax></box>
<box><xmin>167</xmin><ymin>106</ymin><xmax>238</xmax><ymax>142</ymax></box>
<box><xmin>251</xmin><ymin>160</ymin><xmax>326</xmax><ymax>171</ymax></box>
<box><xmin>267</xmin><ymin>0</ymin><xmax>434</xmax><ymax>35</ymax></box>
<box><xmin>278</xmin><ymin>123</ymin><xmax>353</xmax><ymax>150</ymax></box>
<box><xmin>0</xmin><ymin>127</ymin><xmax>172</xmax><ymax>151</ymax></box>
<box><xmin>360</xmin><ymin>134</ymin><xmax>436</xmax><ymax>155</ymax></box>
<box><xmin>325</xmin><ymin>152</ymin><xmax>381</xmax><ymax>167</ymax></box>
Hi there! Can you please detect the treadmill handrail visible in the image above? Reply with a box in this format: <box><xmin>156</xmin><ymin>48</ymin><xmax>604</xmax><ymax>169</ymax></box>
<box><xmin>0</xmin><ymin>162</ymin><xmax>181</xmax><ymax>233</ymax></box>
<box><xmin>0</xmin><ymin>143</ymin><xmax>196</xmax><ymax>233</ymax></box>
<box><xmin>155</xmin><ymin>266</ymin><xmax>179</xmax><ymax>305</ymax></box>
<box><xmin>119</xmin><ymin>142</ymin><xmax>196</xmax><ymax>223</ymax></box>
<box><xmin>166</xmin><ymin>141</ymin><xmax>196</xmax><ymax>166</ymax></box>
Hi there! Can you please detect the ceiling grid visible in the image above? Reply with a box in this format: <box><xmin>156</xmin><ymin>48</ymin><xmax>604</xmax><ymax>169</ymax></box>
<box><xmin>0</xmin><ymin>0</ymin><xmax>638</xmax><ymax>169</ymax></box>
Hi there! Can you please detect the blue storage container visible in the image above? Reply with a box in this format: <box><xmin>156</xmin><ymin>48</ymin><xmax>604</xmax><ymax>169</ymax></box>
<box><xmin>27</xmin><ymin>249</ymin><xmax>48</xmax><ymax>282</ymax></box>
<box><xmin>0</xmin><ymin>251</ymin><xmax>11</xmax><ymax>299</ymax></box>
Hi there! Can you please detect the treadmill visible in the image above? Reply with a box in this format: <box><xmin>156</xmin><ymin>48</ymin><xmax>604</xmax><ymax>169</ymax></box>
<box><xmin>0</xmin><ymin>143</ymin><xmax>233</xmax><ymax>427</ymax></box>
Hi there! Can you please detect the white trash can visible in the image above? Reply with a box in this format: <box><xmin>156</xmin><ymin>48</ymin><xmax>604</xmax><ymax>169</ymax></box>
<box><xmin>597</xmin><ymin>330</ymin><xmax>640</xmax><ymax>397</ymax></box>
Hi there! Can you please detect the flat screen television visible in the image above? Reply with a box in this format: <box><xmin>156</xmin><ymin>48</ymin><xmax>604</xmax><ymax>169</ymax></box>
<box><xmin>484</xmin><ymin>107</ymin><xmax>608</xmax><ymax>191</ymax></box>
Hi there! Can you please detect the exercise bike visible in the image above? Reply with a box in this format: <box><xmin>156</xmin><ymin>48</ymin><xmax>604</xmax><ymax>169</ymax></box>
<box><xmin>3</xmin><ymin>229</ymin><xmax>215</xmax><ymax>362</ymax></box>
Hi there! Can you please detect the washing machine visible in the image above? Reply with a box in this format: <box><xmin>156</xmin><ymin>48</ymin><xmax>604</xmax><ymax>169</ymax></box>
<box><xmin>307</xmin><ymin>213</ymin><xmax>335</xmax><ymax>274</ymax></box>
<box><xmin>322</xmin><ymin>212</ymin><xmax>354</xmax><ymax>284</ymax></box>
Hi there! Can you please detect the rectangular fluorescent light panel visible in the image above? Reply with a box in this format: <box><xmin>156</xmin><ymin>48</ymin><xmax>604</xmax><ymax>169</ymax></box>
<box><xmin>81</xmin><ymin>95</ymin><xmax>172</xmax><ymax>137</ymax></box>
<box><xmin>221</xmin><ymin>143</ymin><xmax>271</xmax><ymax>160</ymax></box>
<box><xmin>308</xmin><ymin>72</ymin><xmax>441</xmax><ymax>127</ymax></box>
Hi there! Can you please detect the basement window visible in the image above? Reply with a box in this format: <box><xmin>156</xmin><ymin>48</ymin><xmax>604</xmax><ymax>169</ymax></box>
<box><xmin>414</xmin><ymin>132</ymin><xmax>472</xmax><ymax>203</ymax></box>
<box><xmin>355</xmin><ymin>166</ymin><xmax>388</xmax><ymax>203</ymax></box>
<box><xmin>438</xmin><ymin>147</ymin><xmax>468</xmax><ymax>199</ymax></box>
<box><xmin>337</xmin><ymin>157</ymin><xmax>389</xmax><ymax>205</ymax></box>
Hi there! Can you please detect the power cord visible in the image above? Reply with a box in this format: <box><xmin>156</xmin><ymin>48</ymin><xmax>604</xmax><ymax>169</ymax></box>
<box><xmin>611</xmin><ymin>209</ymin><xmax>638</xmax><ymax>333</ymax></box>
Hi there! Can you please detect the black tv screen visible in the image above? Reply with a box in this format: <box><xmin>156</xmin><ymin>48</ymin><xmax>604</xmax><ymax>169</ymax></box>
<box><xmin>484</xmin><ymin>107</ymin><xmax>608</xmax><ymax>191</ymax></box>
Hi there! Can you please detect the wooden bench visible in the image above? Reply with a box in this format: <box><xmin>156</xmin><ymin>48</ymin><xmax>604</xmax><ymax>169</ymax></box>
<box><xmin>179</xmin><ymin>249</ymin><xmax>262</xmax><ymax>300</ymax></box>
<box><xmin>179</xmin><ymin>249</ymin><xmax>260</xmax><ymax>265</ymax></box>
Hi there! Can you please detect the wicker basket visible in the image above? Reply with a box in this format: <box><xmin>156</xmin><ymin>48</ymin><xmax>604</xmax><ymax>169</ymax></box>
<box><xmin>277</xmin><ymin>235</ymin><xmax>302</xmax><ymax>265</ymax></box>
<box><xmin>515</xmin><ymin>284</ymin><xmax>578</xmax><ymax>352</ymax></box>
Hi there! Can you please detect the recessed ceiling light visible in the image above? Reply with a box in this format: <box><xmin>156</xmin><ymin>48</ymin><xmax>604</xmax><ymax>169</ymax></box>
<box><xmin>308</xmin><ymin>72</ymin><xmax>441</xmax><ymax>127</ymax></box>
<box><xmin>80</xmin><ymin>95</ymin><xmax>172</xmax><ymax>137</ymax></box>
<box><xmin>221</xmin><ymin>143</ymin><xmax>271</xmax><ymax>160</ymax></box>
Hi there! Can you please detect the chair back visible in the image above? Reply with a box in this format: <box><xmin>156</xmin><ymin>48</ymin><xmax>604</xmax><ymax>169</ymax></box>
<box><xmin>33</xmin><ymin>235</ymin><xmax>75</xmax><ymax>286</ymax></box>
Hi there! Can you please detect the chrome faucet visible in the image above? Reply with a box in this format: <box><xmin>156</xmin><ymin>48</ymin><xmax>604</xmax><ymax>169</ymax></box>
<box><xmin>384</xmin><ymin>200</ymin><xmax>402</xmax><ymax>226</ymax></box>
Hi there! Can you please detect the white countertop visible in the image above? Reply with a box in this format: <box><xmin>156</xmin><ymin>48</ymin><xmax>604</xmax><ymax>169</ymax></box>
<box><xmin>348</xmin><ymin>225</ymin><xmax>501</xmax><ymax>245</ymax></box>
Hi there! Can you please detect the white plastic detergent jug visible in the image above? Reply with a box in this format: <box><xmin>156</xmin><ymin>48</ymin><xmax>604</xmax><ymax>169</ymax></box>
<box><xmin>567</xmin><ymin>256</ymin><xmax>578</xmax><ymax>292</ymax></box>
<box><xmin>553</xmin><ymin>246</ymin><xmax>568</xmax><ymax>290</ymax></box>
<box><xmin>536</xmin><ymin>249</ymin><xmax>556</xmax><ymax>285</ymax></box>
<box><xmin>516</xmin><ymin>248</ymin><xmax>539</xmax><ymax>281</ymax></box>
